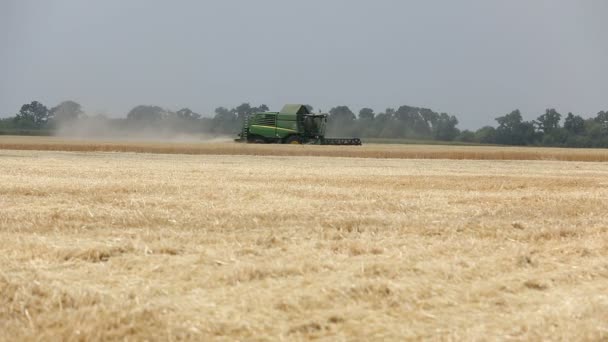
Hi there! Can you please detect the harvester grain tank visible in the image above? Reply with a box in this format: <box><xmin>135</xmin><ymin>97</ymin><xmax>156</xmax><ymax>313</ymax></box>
<box><xmin>235</xmin><ymin>104</ymin><xmax>361</xmax><ymax>145</ymax></box>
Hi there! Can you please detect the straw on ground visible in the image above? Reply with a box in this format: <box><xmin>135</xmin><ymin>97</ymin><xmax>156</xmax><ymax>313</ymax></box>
<box><xmin>1</xmin><ymin>148</ymin><xmax>607</xmax><ymax>340</ymax></box>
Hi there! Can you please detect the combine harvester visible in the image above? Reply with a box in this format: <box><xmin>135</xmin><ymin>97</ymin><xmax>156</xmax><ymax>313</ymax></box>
<box><xmin>235</xmin><ymin>104</ymin><xmax>361</xmax><ymax>145</ymax></box>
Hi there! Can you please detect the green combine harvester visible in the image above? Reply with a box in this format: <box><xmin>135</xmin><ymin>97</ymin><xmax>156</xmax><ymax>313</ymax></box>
<box><xmin>235</xmin><ymin>104</ymin><xmax>362</xmax><ymax>145</ymax></box>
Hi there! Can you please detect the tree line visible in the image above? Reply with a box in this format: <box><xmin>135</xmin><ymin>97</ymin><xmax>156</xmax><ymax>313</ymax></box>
<box><xmin>1</xmin><ymin>100</ymin><xmax>608</xmax><ymax>147</ymax></box>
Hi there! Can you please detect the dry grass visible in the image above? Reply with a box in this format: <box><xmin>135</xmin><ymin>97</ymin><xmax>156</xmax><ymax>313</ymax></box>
<box><xmin>1</xmin><ymin>147</ymin><xmax>608</xmax><ymax>340</ymax></box>
<box><xmin>3</xmin><ymin>135</ymin><xmax>608</xmax><ymax>161</ymax></box>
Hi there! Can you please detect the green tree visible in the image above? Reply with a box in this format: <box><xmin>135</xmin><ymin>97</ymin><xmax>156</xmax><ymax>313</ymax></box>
<box><xmin>50</xmin><ymin>100</ymin><xmax>84</xmax><ymax>124</ymax></box>
<box><xmin>456</xmin><ymin>130</ymin><xmax>475</xmax><ymax>142</ymax></box>
<box><xmin>535</xmin><ymin>108</ymin><xmax>561</xmax><ymax>133</ymax></box>
<box><xmin>254</xmin><ymin>104</ymin><xmax>269</xmax><ymax>115</ymax></box>
<box><xmin>584</xmin><ymin>119</ymin><xmax>606</xmax><ymax>145</ymax></box>
<box><xmin>432</xmin><ymin>113</ymin><xmax>459</xmax><ymax>141</ymax></box>
<box><xmin>232</xmin><ymin>103</ymin><xmax>269</xmax><ymax>122</ymax></box>
<box><xmin>495</xmin><ymin>110</ymin><xmax>537</xmax><ymax>145</ymax></box>
<box><xmin>594</xmin><ymin>111</ymin><xmax>608</xmax><ymax>131</ymax></box>
<box><xmin>212</xmin><ymin>106</ymin><xmax>237</xmax><ymax>133</ymax></box>
<box><xmin>519</xmin><ymin>121</ymin><xmax>537</xmax><ymax>144</ymax></box>
<box><xmin>14</xmin><ymin>101</ymin><xmax>50</xmax><ymax>128</ymax></box>
<box><xmin>395</xmin><ymin>105</ymin><xmax>431</xmax><ymax>137</ymax></box>
<box><xmin>542</xmin><ymin>128</ymin><xmax>569</xmax><ymax>146</ymax></box>
<box><xmin>563</xmin><ymin>112</ymin><xmax>585</xmax><ymax>135</ymax></box>
<box><xmin>372</xmin><ymin>110</ymin><xmax>395</xmax><ymax>138</ymax></box>
<box><xmin>329</xmin><ymin>106</ymin><xmax>356</xmax><ymax>121</ymax></box>
<box><xmin>358</xmin><ymin>108</ymin><xmax>375</xmax><ymax>120</ymax></box>
<box><xmin>420</xmin><ymin>108</ymin><xmax>439</xmax><ymax>130</ymax></box>
<box><xmin>475</xmin><ymin>126</ymin><xmax>497</xmax><ymax>144</ymax></box>
<box><xmin>327</xmin><ymin>106</ymin><xmax>356</xmax><ymax>136</ymax></box>
<box><xmin>0</xmin><ymin>117</ymin><xmax>15</xmax><ymax>130</ymax></box>
<box><xmin>213</xmin><ymin>107</ymin><xmax>234</xmax><ymax>121</ymax></box>
<box><xmin>127</xmin><ymin>105</ymin><xmax>166</xmax><ymax>123</ymax></box>
<box><xmin>175</xmin><ymin>108</ymin><xmax>201</xmax><ymax>120</ymax></box>
<box><xmin>233</xmin><ymin>103</ymin><xmax>253</xmax><ymax>122</ymax></box>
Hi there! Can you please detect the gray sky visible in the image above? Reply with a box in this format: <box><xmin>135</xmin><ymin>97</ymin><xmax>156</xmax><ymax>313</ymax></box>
<box><xmin>1</xmin><ymin>0</ymin><xmax>607</xmax><ymax>128</ymax></box>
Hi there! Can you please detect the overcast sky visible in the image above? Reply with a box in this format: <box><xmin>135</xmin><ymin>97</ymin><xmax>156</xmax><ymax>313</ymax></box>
<box><xmin>1</xmin><ymin>0</ymin><xmax>606</xmax><ymax>128</ymax></box>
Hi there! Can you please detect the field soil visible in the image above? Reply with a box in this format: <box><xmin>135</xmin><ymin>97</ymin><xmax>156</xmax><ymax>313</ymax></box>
<box><xmin>1</xmin><ymin>145</ymin><xmax>608</xmax><ymax>340</ymax></box>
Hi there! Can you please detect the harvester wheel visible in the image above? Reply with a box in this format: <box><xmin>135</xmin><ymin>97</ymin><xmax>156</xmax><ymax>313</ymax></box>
<box><xmin>285</xmin><ymin>136</ymin><xmax>301</xmax><ymax>144</ymax></box>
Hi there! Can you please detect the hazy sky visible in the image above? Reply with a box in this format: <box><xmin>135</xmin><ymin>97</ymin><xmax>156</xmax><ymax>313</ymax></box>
<box><xmin>1</xmin><ymin>0</ymin><xmax>607</xmax><ymax>128</ymax></box>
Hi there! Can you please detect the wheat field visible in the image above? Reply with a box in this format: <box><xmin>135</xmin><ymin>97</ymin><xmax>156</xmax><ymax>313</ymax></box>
<box><xmin>3</xmin><ymin>135</ymin><xmax>608</xmax><ymax>162</ymax></box>
<box><xmin>1</xmin><ymin>143</ymin><xmax>608</xmax><ymax>340</ymax></box>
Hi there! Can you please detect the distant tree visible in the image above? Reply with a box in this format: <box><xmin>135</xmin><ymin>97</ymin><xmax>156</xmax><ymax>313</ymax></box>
<box><xmin>586</xmin><ymin>120</ymin><xmax>604</xmax><ymax>138</ymax></box>
<box><xmin>15</xmin><ymin>98</ymin><xmax>608</xmax><ymax>147</ymax></box>
<box><xmin>127</xmin><ymin>105</ymin><xmax>166</xmax><ymax>122</ymax></box>
<box><xmin>213</xmin><ymin>107</ymin><xmax>235</xmax><ymax>121</ymax></box>
<box><xmin>329</xmin><ymin>106</ymin><xmax>356</xmax><ymax>122</ymax></box>
<box><xmin>542</xmin><ymin>127</ymin><xmax>569</xmax><ymax>146</ymax></box>
<box><xmin>14</xmin><ymin>101</ymin><xmax>50</xmax><ymax>128</ymax></box>
<box><xmin>456</xmin><ymin>130</ymin><xmax>476</xmax><ymax>142</ymax></box>
<box><xmin>394</xmin><ymin>105</ymin><xmax>431</xmax><ymax>136</ymax></box>
<box><xmin>563</xmin><ymin>112</ymin><xmax>585</xmax><ymax>135</ymax></box>
<box><xmin>420</xmin><ymin>108</ymin><xmax>439</xmax><ymax>128</ymax></box>
<box><xmin>304</xmin><ymin>104</ymin><xmax>314</xmax><ymax>113</ymax></box>
<box><xmin>375</xmin><ymin>111</ymin><xmax>392</xmax><ymax>122</ymax></box>
<box><xmin>584</xmin><ymin>111</ymin><xmax>608</xmax><ymax>146</ymax></box>
<box><xmin>212</xmin><ymin>106</ymin><xmax>237</xmax><ymax>133</ymax></box>
<box><xmin>326</xmin><ymin>106</ymin><xmax>357</xmax><ymax>136</ymax></box>
<box><xmin>377</xmin><ymin>118</ymin><xmax>402</xmax><ymax>138</ymax></box>
<box><xmin>233</xmin><ymin>103</ymin><xmax>269</xmax><ymax>122</ymax></box>
<box><xmin>50</xmin><ymin>100</ymin><xmax>84</xmax><ymax>123</ymax></box>
<box><xmin>371</xmin><ymin>111</ymin><xmax>394</xmax><ymax>137</ymax></box>
<box><xmin>0</xmin><ymin>117</ymin><xmax>15</xmax><ymax>130</ymax></box>
<box><xmin>495</xmin><ymin>110</ymin><xmax>537</xmax><ymax>145</ymax></box>
<box><xmin>432</xmin><ymin>113</ymin><xmax>459</xmax><ymax>141</ymax></box>
<box><xmin>475</xmin><ymin>126</ymin><xmax>497</xmax><ymax>144</ymax></box>
<box><xmin>233</xmin><ymin>103</ymin><xmax>252</xmax><ymax>121</ymax></box>
<box><xmin>566</xmin><ymin>135</ymin><xmax>593</xmax><ymax>147</ymax></box>
<box><xmin>175</xmin><ymin>108</ymin><xmax>201</xmax><ymax>120</ymax></box>
<box><xmin>160</xmin><ymin>108</ymin><xmax>204</xmax><ymax>134</ymax></box>
<box><xmin>358</xmin><ymin>108</ymin><xmax>375</xmax><ymax>120</ymax></box>
<box><xmin>496</xmin><ymin>110</ymin><xmax>523</xmax><ymax>131</ymax></box>
<box><xmin>594</xmin><ymin>110</ymin><xmax>608</xmax><ymax>130</ymax></box>
<box><xmin>535</xmin><ymin>108</ymin><xmax>561</xmax><ymax>133</ymax></box>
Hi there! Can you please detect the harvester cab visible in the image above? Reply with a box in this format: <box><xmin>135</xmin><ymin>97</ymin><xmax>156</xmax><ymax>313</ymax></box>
<box><xmin>235</xmin><ymin>104</ymin><xmax>361</xmax><ymax>145</ymax></box>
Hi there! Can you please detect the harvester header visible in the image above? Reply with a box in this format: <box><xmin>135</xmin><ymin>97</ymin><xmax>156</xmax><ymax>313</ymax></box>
<box><xmin>235</xmin><ymin>104</ymin><xmax>361</xmax><ymax>145</ymax></box>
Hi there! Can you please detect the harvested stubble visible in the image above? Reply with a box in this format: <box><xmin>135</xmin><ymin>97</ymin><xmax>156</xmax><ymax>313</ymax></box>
<box><xmin>1</xmin><ymin>149</ymin><xmax>608</xmax><ymax>341</ymax></box>
<box><xmin>3</xmin><ymin>135</ymin><xmax>608</xmax><ymax>161</ymax></box>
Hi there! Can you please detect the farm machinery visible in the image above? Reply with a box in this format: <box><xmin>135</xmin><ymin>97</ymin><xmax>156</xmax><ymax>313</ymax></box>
<box><xmin>235</xmin><ymin>104</ymin><xmax>362</xmax><ymax>145</ymax></box>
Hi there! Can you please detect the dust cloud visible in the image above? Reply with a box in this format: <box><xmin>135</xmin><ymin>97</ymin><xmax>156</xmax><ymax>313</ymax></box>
<box><xmin>53</xmin><ymin>117</ymin><xmax>233</xmax><ymax>143</ymax></box>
